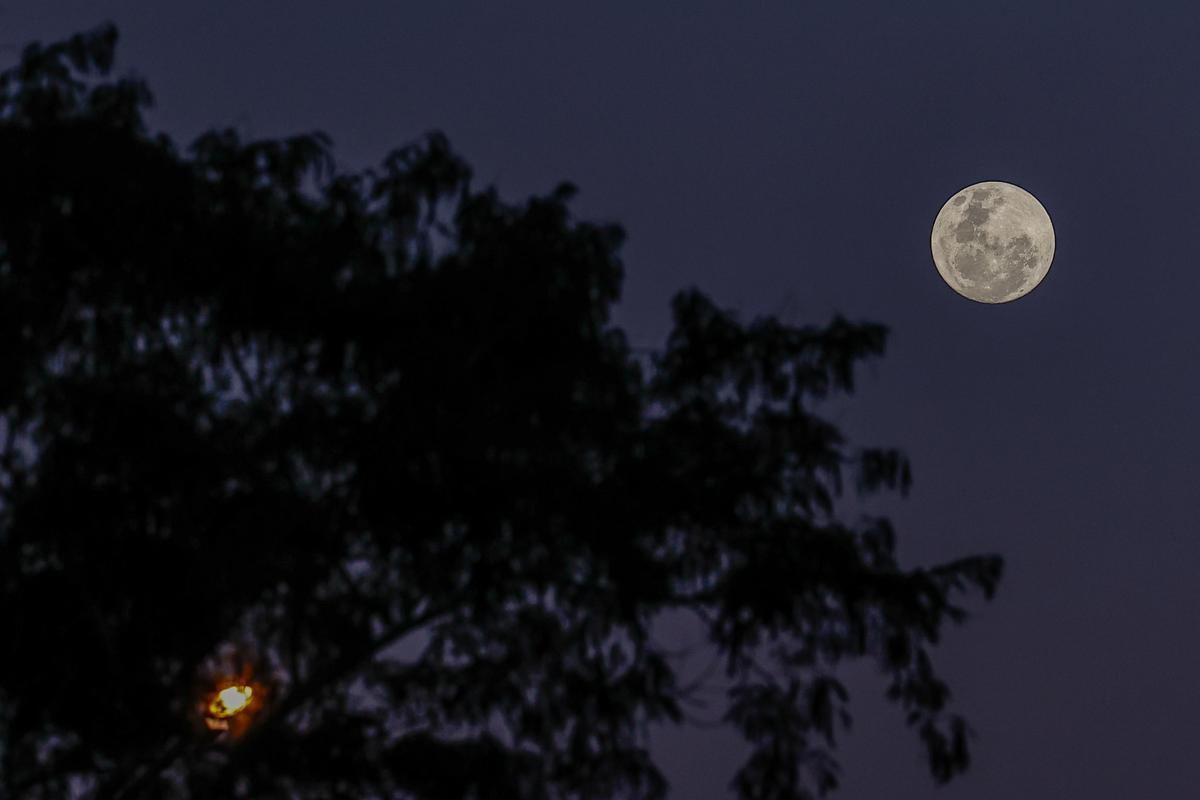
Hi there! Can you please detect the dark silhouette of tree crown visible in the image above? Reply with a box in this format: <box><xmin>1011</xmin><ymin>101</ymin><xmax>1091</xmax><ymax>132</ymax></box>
<box><xmin>0</xmin><ymin>24</ymin><xmax>1002</xmax><ymax>800</ymax></box>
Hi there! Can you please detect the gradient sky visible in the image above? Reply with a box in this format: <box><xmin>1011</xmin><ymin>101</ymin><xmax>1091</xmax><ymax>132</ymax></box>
<box><xmin>5</xmin><ymin>2</ymin><xmax>1199</xmax><ymax>797</ymax></box>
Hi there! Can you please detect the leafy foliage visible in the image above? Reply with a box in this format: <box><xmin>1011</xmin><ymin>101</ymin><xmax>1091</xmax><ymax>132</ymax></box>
<box><xmin>0</xmin><ymin>25</ymin><xmax>1002</xmax><ymax>799</ymax></box>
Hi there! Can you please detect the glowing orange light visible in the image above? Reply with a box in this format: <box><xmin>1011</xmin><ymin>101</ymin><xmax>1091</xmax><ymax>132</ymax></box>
<box><xmin>208</xmin><ymin>685</ymin><xmax>253</xmax><ymax>719</ymax></box>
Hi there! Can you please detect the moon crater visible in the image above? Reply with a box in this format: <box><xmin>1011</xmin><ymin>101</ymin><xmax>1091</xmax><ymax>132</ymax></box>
<box><xmin>931</xmin><ymin>181</ymin><xmax>1055</xmax><ymax>303</ymax></box>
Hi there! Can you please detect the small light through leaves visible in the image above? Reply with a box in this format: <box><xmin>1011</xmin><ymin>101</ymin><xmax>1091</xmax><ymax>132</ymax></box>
<box><xmin>208</xmin><ymin>685</ymin><xmax>253</xmax><ymax>720</ymax></box>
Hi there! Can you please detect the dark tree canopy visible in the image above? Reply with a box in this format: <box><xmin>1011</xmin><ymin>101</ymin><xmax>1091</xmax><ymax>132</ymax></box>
<box><xmin>0</xmin><ymin>26</ymin><xmax>1002</xmax><ymax>800</ymax></box>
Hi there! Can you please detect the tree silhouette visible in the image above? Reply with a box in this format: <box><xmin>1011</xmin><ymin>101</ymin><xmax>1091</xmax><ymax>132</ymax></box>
<box><xmin>0</xmin><ymin>26</ymin><xmax>1003</xmax><ymax>800</ymax></box>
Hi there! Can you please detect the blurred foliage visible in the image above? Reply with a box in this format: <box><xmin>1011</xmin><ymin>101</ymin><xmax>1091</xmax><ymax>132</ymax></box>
<box><xmin>0</xmin><ymin>24</ymin><xmax>1002</xmax><ymax>800</ymax></box>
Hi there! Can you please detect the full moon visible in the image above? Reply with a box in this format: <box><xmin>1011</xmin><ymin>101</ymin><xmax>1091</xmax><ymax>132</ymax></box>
<box><xmin>931</xmin><ymin>181</ymin><xmax>1055</xmax><ymax>303</ymax></box>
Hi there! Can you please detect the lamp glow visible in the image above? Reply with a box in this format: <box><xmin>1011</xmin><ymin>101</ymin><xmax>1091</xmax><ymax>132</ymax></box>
<box><xmin>208</xmin><ymin>685</ymin><xmax>253</xmax><ymax>719</ymax></box>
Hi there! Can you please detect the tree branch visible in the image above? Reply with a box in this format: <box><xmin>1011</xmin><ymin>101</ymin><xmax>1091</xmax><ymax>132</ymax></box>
<box><xmin>191</xmin><ymin>599</ymin><xmax>453</xmax><ymax>792</ymax></box>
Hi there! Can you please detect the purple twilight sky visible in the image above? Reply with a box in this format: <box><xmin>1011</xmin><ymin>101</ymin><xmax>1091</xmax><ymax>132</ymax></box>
<box><xmin>5</xmin><ymin>2</ymin><xmax>1200</xmax><ymax>797</ymax></box>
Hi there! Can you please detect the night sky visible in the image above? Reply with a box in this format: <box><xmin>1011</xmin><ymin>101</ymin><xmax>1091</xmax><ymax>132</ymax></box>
<box><xmin>6</xmin><ymin>2</ymin><xmax>1199</xmax><ymax>797</ymax></box>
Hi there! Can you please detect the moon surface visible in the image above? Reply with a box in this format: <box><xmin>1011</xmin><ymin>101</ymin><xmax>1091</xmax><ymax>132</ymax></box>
<box><xmin>931</xmin><ymin>181</ymin><xmax>1055</xmax><ymax>303</ymax></box>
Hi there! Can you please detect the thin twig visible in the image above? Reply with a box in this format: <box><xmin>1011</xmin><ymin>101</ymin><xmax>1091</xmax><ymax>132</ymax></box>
<box><xmin>226</xmin><ymin>333</ymin><xmax>261</xmax><ymax>404</ymax></box>
<box><xmin>97</xmin><ymin>736</ymin><xmax>188</xmax><ymax>800</ymax></box>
